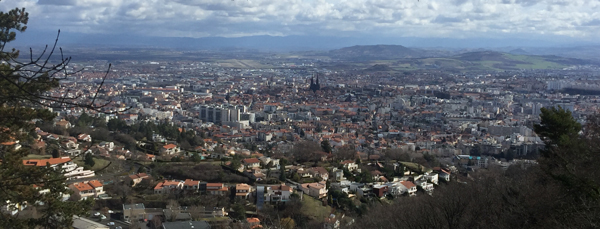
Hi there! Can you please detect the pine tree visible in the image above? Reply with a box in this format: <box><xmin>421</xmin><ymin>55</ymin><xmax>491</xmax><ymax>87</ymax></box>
<box><xmin>0</xmin><ymin>5</ymin><xmax>92</xmax><ymax>228</ymax></box>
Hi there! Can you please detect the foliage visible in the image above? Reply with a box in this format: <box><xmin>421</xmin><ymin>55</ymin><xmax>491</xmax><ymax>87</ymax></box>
<box><xmin>0</xmin><ymin>5</ymin><xmax>92</xmax><ymax>228</ymax></box>
<box><xmin>230</xmin><ymin>203</ymin><xmax>246</xmax><ymax>220</ymax></box>
<box><xmin>280</xmin><ymin>217</ymin><xmax>295</xmax><ymax>229</ymax></box>
<box><xmin>291</xmin><ymin>140</ymin><xmax>323</xmax><ymax>163</ymax></box>
<box><xmin>354</xmin><ymin>111</ymin><xmax>600</xmax><ymax>229</ymax></box>
<box><xmin>321</xmin><ymin>140</ymin><xmax>332</xmax><ymax>153</ymax></box>
<box><xmin>84</xmin><ymin>153</ymin><xmax>95</xmax><ymax>167</ymax></box>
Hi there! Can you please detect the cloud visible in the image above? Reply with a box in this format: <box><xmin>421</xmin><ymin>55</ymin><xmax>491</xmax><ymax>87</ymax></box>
<box><xmin>0</xmin><ymin>0</ymin><xmax>598</xmax><ymax>41</ymax></box>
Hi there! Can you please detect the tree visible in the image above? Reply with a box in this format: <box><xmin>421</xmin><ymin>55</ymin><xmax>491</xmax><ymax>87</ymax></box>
<box><xmin>291</xmin><ymin>140</ymin><xmax>322</xmax><ymax>163</ymax></box>
<box><xmin>321</xmin><ymin>140</ymin><xmax>332</xmax><ymax>153</ymax></box>
<box><xmin>138</xmin><ymin>166</ymin><xmax>147</xmax><ymax>174</ymax></box>
<box><xmin>280</xmin><ymin>217</ymin><xmax>295</xmax><ymax>229</ymax></box>
<box><xmin>230</xmin><ymin>203</ymin><xmax>246</xmax><ymax>220</ymax></box>
<box><xmin>280</xmin><ymin>166</ymin><xmax>287</xmax><ymax>182</ymax></box>
<box><xmin>0</xmin><ymin>6</ymin><xmax>94</xmax><ymax>227</ymax></box>
<box><xmin>84</xmin><ymin>153</ymin><xmax>95</xmax><ymax>168</ymax></box>
<box><xmin>534</xmin><ymin>107</ymin><xmax>599</xmax><ymax>199</ymax></box>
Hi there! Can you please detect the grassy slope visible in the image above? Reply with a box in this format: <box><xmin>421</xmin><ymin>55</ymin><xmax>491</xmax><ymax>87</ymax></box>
<box><xmin>502</xmin><ymin>53</ymin><xmax>567</xmax><ymax>69</ymax></box>
<box><xmin>301</xmin><ymin>193</ymin><xmax>332</xmax><ymax>220</ymax></box>
<box><xmin>352</xmin><ymin>52</ymin><xmax>569</xmax><ymax>72</ymax></box>
<box><xmin>73</xmin><ymin>156</ymin><xmax>110</xmax><ymax>171</ymax></box>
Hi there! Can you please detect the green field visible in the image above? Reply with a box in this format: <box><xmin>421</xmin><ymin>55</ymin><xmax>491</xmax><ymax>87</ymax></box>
<box><xmin>301</xmin><ymin>193</ymin><xmax>332</xmax><ymax>220</ymax></box>
<box><xmin>400</xmin><ymin>161</ymin><xmax>428</xmax><ymax>173</ymax></box>
<box><xmin>23</xmin><ymin>154</ymin><xmax>52</xmax><ymax>160</ymax></box>
<box><xmin>73</xmin><ymin>156</ymin><xmax>110</xmax><ymax>171</ymax></box>
<box><xmin>217</xmin><ymin>59</ymin><xmax>274</xmax><ymax>68</ymax></box>
<box><xmin>503</xmin><ymin>53</ymin><xmax>567</xmax><ymax>69</ymax></box>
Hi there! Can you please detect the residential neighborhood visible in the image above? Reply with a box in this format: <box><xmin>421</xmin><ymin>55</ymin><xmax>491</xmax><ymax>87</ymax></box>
<box><xmin>2</xmin><ymin>47</ymin><xmax>599</xmax><ymax>229</ymax></box>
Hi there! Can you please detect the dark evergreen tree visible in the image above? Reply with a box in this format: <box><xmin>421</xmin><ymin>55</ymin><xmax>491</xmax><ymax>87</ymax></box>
<box><xmin>0</xmin><ymin>5</ymin><xmax>92</xmax><ymax>228</ymax></box>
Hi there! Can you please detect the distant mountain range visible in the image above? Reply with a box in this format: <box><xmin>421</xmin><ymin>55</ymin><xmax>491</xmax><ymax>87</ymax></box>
<box><xmin>328</xmin><ymin>45</ymin><xmax>425</xmax><ymax>60</ymax></box>
<box><xmin>322</xmin><ymin>45</ymin><xmax>598</xmax><ymax>72</ymax></box>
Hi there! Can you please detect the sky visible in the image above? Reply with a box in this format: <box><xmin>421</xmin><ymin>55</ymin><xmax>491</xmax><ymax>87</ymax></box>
<box><xmin>2</xmin><ymin>0</ymin><xmax>600</xmax><ymax>49</ymax></box>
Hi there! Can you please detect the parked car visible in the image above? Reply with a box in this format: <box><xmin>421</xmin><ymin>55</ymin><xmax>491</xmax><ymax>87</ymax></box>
<box><xmin>108</xmin><ymin>210</ymin><xmax>114</xmax><ymax>213</ymax></box>
<box><xmin>100</xmin><ymin>215</ymin><xmax>107</xmax><ymax>220</ymax></box>
<box><xmin>106</xmin><ymin>222</ymin><xmax>115</xmax><ymax>226</ymax></box>
<box><xmin>93</xmin><ymin>212</ymin><xmax>101</xmax><ymax>217</ymax></box>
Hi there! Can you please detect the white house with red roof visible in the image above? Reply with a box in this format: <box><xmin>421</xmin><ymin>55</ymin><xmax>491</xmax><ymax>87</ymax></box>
<box><xmin>69</xmin><ymin>180</ymin><xmax>105</xmax><ymax>199</ymax></box>
<box><xmin>183</xmin><ymin>179</ymin><xmax>200</xmax><ymax>192</ymax></box>
<box><xmin>235</xmin><ymin>183</ymin><xmax>253</xmax><ymax>199</ymax></box>
<box><xmin>242</xmin><ymin>158</ymin><xmax>261</xmax><ymax>169</ymax></box>
<box><xmin>160</xmin><ymin>143</ymin><xmax>180</xmax><ymax>155</ymax></box>
<box><xmin>128</xmin><ymin>173</ymin><xmax>150</xmax><ymax>187</ymax></box>
<box><xmin>399</xmin><ymin>181</ymin><xmax>417</xmax><ymax>196</ymax></box>
<box><xmin>265</xmin><ymin>184</ymin><xmax>293</xmax><ymax>202</ymax></box>
<box><xmin>206</xmin><ymin>183</ymin><xmax>228</xmax><ymax>195</ymax></box>
<box><xmin>23</xmin><ymin>157</ymin><xmax>95</xmax><ymax>180</ymax></box>
<box><xmin>340</xmin><ymin>160</ymin><xmax>358</xmax><ymax>171</ymax></box>
<box><xmin>154</xmin><ymin>180</ymin><xmax>184</xmax><ymax>194</ymax></box>
<box><xmin>77</xmin><ymin>134</ymin><xmax>92</xmax><ymax>142</ymax></box>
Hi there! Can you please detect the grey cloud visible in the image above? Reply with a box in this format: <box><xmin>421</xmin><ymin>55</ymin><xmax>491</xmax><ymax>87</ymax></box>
<box><xmin>37</xmin><ymin>0</ymin><xmax>77</xmax><ymax>6</ymax></box>
<box><xmin>1</xmin><ymin>0</ymin><xmax>597</xmax><ymax>41</ymax></box>
<box><xmin>433</xmin><ymin>16</ymin><xmax>463</xmax><ymax>23</ymax></box>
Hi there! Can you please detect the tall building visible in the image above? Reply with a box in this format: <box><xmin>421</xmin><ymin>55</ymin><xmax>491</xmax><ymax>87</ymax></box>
<box><xmin>199</xmin><ymin>104</ymin><xmax>253</xmax><ymax>126</ymax></box>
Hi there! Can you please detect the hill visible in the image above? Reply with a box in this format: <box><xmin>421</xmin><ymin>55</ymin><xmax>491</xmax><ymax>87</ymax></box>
<box><xmin>328</xmin><ymin>45</ymin><xmax>425</xmax><ymax>60</ymax></box>
<box><xmin>509</xmin><ymin>48</ymin><xmax>529</xmax><ymax>55</ymax></box>
<box><xmin>323</xmin><ymin>46</ymin><xmax>596</xmax><ymax>71</ymax></box>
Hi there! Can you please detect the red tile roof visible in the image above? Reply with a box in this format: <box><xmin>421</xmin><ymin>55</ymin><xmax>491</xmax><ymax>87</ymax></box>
<box><xmin>71</xmin><ymin>182</ymin><xmax>93</xmax><ymax>191</ymax></box>
<box><xmin>163</xmin><ymin>144</ymin><xmax>177</xmax><ymax>149</ymax></box>
<box><xmin>243</xmin><ymin>158</ymin><xmax>260</xmax><ymax>164</ymax></box>
<box><xmin>23</xmin><ymin>157</ymin><xmax>72</xmax><ymax>166</ymax></box>
<box><xmin>88</xmin><ymin>180</ymin><xmax>103</xmax><ymax>188</ymax></box>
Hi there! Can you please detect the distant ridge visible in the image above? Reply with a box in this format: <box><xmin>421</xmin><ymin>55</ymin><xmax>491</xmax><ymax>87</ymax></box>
<box><xmin>509</xmin><ymin>48</ymin><xmax>530</xmax><ymax>55</ymax></box>
<box><xmin>328</xmin><ymin>45</ymin><xmax>425</xmax><ymax>60</ymax></box>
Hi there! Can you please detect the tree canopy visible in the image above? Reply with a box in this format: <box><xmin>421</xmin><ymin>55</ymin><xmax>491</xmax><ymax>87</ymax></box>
<box><xmin>0</xmin><ymin>5</ymin><xmax>92</xmax><ymax>228</ymax></box>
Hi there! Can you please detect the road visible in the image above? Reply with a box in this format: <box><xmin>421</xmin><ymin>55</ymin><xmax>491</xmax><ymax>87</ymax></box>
<box><xmin>87</xmin><ymin>212</ymin><xmax>131</xmax><ymax>229</ymax></box>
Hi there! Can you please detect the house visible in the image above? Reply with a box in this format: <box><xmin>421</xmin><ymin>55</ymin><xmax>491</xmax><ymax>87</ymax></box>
<box><xmin>235</xmin><ymin>183</ymin><xmax>253</xmax><ymax>199</ymax></box>
<box><xmin>385</xmin><ymin>182</ymin><xmax>406</xmax><ymax>196</ymax></box>
<box><xmin>242</xmin><ymin>158</ymin><xmax>261</xmax><ymax>169</ymax></box>
<box><xmin>61</xmin><ymin>139</ymin><xmax>79</xmax><ymax>150</ymax></box>
<box><xmin>55</xmin><ymin>119</ymin><xmax>72</xmax><ymax>129</ymax></box>
<box><xmin>183</xmin><ymin>179</ymin><xmax>200</xmax><ymax>192</ymax></box>
<box><xmin>297</xmin><ymin>168</ymin><xmax>312</xmax><ymax>178</ymax></box>
<box><xmin>23</xmin><ymin>157</ymin><xmax>94</xmax><ymax>180</ymax></box>
<box><xmin>333</xmin><ymin>170</ymin><xmax>345</xmax><ymax>181</ymax></box>
<box><xmin>123</xmin><ymin>203</ymin><xmax>146</xmax><ymax>222</ymax></box>
<box><xmin>308</xmin><ymin>167</ymin><xmax>329</xmax><ymax>181</ymax></box>
<box><xmin>301</xmin><ymin>181</ymin><xmax>328</xmax><ymax>199</ymax></box>
<box><xmin>259</xmin><ymin>156</ymin><xmax>280</xmax><ymax>167</ymax></box>
<box><xmin>128</xmin><ymin>173</ymin><xmax>150</xmax><ymax>187</ymax></box>
<box><xmin>340</xmin><ymin>160</ymin><xmax>358</xmax><ymax>171</ymax></box>
<box><xmin>1</xmin><ymin>140</ymin><xmax>21</xmax><ymax>151</ymax></box>
<box><xmin>434</xmin><ymin>167</ymin><xmax>451</xmax><ymax>182</ymax></box>
<box><xmin>77</xmin><ymin>134</ymin><xmax>92</xmax><ymax>142</ymax></box>
<box><xmin>425</xmin><ymin>173</ymin><xmax>439</xmax><ymax>185</ymax></box>
<box><xmin>372</xmin><ymin>184</ymin><xmax>389</xmax><ymax>198</ymax></box>
<box><xmin>99</xmin><ymin>141</ymin><xmax>115</xmax><ymax>151</ymax></box>
<box><xmin>415</xmin><ymin>180</ymin><xmax>434</xmax><ymax>193</ymax></box>
<box><xmin>370</xmin><ymin>170</ymin><xmax>384</xmax><ymax>181</ymax></box>
<box><xmin>69</xmin><ymin>180</ymin><xmax>105</xmax><ymax>199</ymax></box>
<box><xmin>247</xmin><ymin>217</ymin><xmax>261</xmax><ymax>229</ymax></box>
<box><xmin>399</xmin><ymin>181</ymin><xmax>417</xmax><ymax>196</ymax></box>
<box><xmin>154</xmin><ymin>180</ymin><xmax>184</xmax><ymax>194</ymax></box>
<box><xmin>161</xmin><ymin>144</ymin><xmax>181</xmax><ymax>155</ymax></box>
<box><xmin>265</xmin><ymin>184</ymin><xmax>293</xmax><ymax>203</ymax></box>
<box><xmin>146</xmin><ymin>154</ymin><xmax>156</xmax><ymax>162</ymax></box>
<box><xmin>206</xmin><ymin>183</ymin><xmax>228</xmax><ymax>195</ymax></box>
